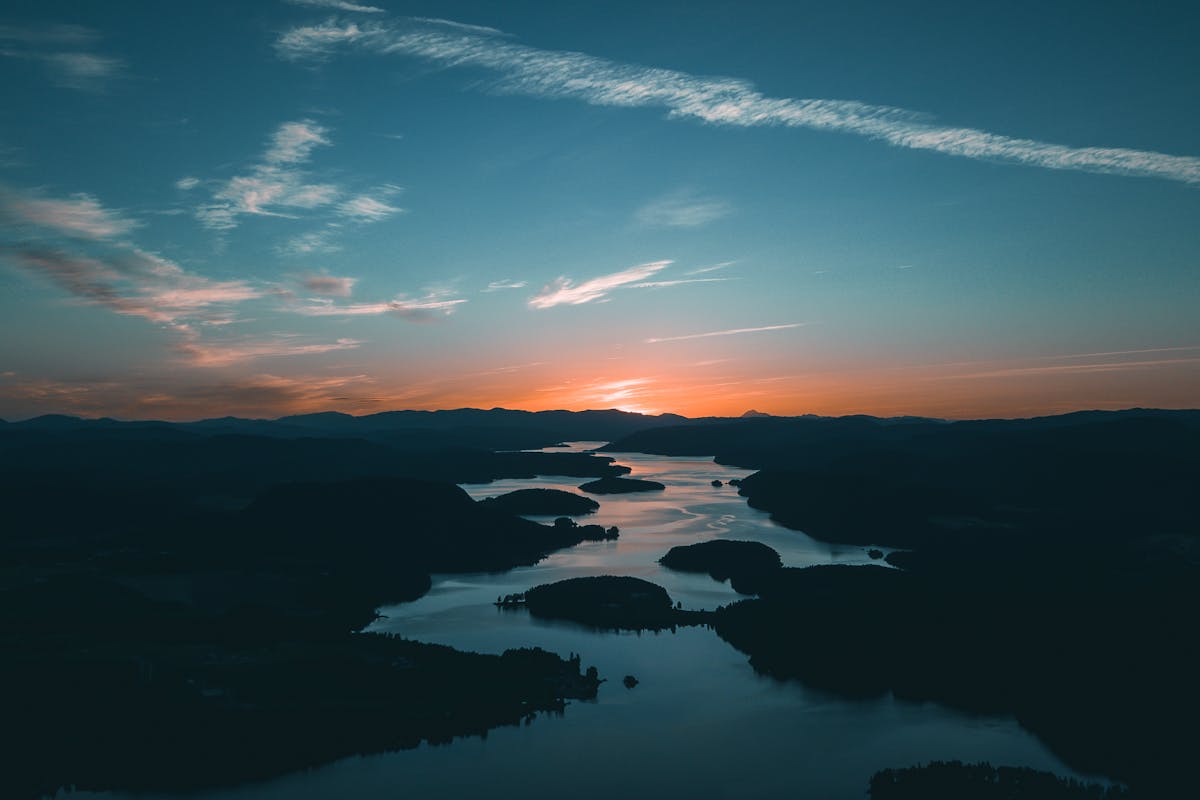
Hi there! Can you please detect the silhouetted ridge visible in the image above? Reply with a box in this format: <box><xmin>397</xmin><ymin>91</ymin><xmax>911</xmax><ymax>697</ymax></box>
<box><xmin>0</xmin><ymin>430</ymin><xmax>630</xmax><ymax>509</ymax></box>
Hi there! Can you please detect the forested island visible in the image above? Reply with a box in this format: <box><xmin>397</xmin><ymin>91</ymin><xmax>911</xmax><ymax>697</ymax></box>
<box><xmin>479</xmin><ymin>487</ymin><xmax>601</xmax><ymax>516</ymax></box>
<box><xmin>578</xmin><ymin>476</ymin><xmax>667</xmax><ymax>494</ymax></box>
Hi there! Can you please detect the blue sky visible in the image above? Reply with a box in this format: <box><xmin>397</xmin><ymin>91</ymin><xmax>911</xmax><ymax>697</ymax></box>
<box><xmin>1</xmin><ymin>0</ymin><xmax>1197</xmax><ymax>419</ymax></box>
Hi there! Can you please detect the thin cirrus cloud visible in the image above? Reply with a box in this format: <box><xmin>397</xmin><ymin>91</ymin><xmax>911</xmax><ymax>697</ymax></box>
<box><xmin>276</xmin><ymin>186</ymin><xmax>402</xmax><ymax>254</ymax></box>
<box><xmin>1</xmin><ymin>187</ymin><xmax>139</xmax><ymax>240</ymax></box>
<box><xmin>297</xmin><ymin>271</ymin><xmax>357</xmax><ymax>297</ymax></box>
<box><xmin>0</xmin><ymin>25</ymin><xmax>124</xmax><ymax>91</ymax></box>
<box><xmin>0</xmin><ymin>371</ymin><xmax>375</xmax><ymax>420</ymax></box>
<box><xmin>291</xmin><ymin>290</ymin><xmax>466</xmax><ymax>320</ymax></box>
<box><xmin>929</xmin><ymin>346</ymin><xmax>1200</xmax><ymax>382</ymax></box>
<box><xmin>629</xmin><ymin>277</ymin><xmax>730</xmax><ymax>289</ymax></box>
<box><xmin>0</xmin><ymin>185</ymin><xmax>371</xmax><ymax>376</ymax></box>
<box><xmin>483</xmin><ymin>279</ymin><xmax>527</xmax><ymax>292</ymax></box>
<box><xmin>284</xmin><ymin>0</ymin><xmax>385</xmax><ymax>13</ymax></box>
<box><xmin>686</xmin><ymin>260</ymin><xmax>736</xmax><ymax>275</ymax></box>
<box><xmin>535</xmin><ymin>377</ymin><xmax>656</xmax><ymax>409</ymax></box>
<box><xmin>336</xmin><ymin>186</ymin><xmax>404</xmax><ymax>222</ymax></box>
<box><xmin>0</xmin><ymin>24</ymin><xmax>98</xmax><ymax>45</ymax></box>
<box><xmin>635</xmin><ymin>192</ymin><xmax>731</xmax><ymax>228</ymax></box>
<box><xmin>4</xmin><ymin>246</ymin><xmax>262</xmax><ymax>327</ymax></box>
<box><xmin>196</xmin><ymin>119</ymin><xmax>339</xmax><ymax>231</ymax></box>
<box><xmin>0</xmin><ymin>186</ymin><xmax>308</xmax><ymax>373</ymax></box>
<box><xmin>529</xmin><ymin>260</ymin><xmax>671</xmax><ymax>308</ymax></box>
<box><xmin>278</xmin><ymin>228</ymin><xmax>341</xmax><ymax>256</ymax></box>
<box><xmin>276</xmin><ymin>17</ymin><xmax>1200</xmax><ymax>186</ymax></box>
<box><xmin>646</xmin><ymin>322</ymin><xmax>808</xmax><ymax>344</ymax></box>
<box><xmin>176</xmin><ymin>335</ymin><xmax>363</xmax><ymax>368</ymax></box>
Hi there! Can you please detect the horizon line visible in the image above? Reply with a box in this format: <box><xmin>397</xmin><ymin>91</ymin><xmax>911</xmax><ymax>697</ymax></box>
<box><xmin>2</xmin><ymin>404</ymin><xmax>1195</xmax><ymax>426</ymax></box>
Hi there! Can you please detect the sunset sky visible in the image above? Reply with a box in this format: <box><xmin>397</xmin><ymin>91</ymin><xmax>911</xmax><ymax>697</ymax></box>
<box><xmin>1</xmin><ymin>1</ymin><xmax>1198</xmax><ymax>420</ymax></box>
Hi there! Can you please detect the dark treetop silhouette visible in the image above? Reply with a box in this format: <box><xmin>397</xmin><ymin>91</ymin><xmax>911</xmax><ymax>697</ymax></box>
<box><xmin>479</xmin><ymin>487</ymin><xmax>601</xmax><ymax>516</ymax></box>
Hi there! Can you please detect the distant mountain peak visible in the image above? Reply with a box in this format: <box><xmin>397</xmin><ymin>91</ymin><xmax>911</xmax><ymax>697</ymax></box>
<box><xmin>741</xmin><ymin>409</ymin><xmax>772</xmax><ymax>418</ymax></box>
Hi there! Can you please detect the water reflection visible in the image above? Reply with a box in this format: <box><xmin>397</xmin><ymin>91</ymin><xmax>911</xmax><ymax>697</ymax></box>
<box><xmin>415</xmin><ymin>442</ymin><xmax>886</xmax><ymax>619</ymax></box>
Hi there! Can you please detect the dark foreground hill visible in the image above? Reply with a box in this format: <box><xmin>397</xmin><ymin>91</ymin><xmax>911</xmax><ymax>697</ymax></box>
<box><xmin>606</xmin><ymin>408</ymin><xmax>1200</xmax><ymax>796</ymax></box>
<box><xmin>0</xmin><ymin>468</ymin><xmax>619</xmax><ymax>798</ymax></box>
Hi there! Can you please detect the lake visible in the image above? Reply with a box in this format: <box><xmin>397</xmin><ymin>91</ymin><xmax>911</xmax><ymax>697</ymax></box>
<box><xmin>70</xmin><ymin>443</ymin><xmax>1093</xmax><ymax>800</ymax></box>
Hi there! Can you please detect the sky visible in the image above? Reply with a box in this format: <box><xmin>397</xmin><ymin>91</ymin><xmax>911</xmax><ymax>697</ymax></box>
<box><xmin>1</xmin><ymin>0</ymin><xmax>1198</xmax><ymax>420</ymax></box>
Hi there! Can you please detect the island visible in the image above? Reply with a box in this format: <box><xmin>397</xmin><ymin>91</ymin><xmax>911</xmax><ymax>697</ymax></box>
<box><xmin>550</xmin><ymin>516</ymin><xmax>619</xmax><ymax>541</ymax></box>
<box><xmin>479</xmin><ymin>487</ymin><xmax>600</xmax><ymax>516</ymax></box>
<box><xmin>518</xmin><ymin>576</ymin><xmax>697</xmax><ymax>631</ymax></box>
<box><xmin>659</xmin><ymin>540</ymin><xmax>782</xmax><ymax>592</ymax></box>
<box><xmin>578</xmin><ymin>476</ymin><xmax>666</xmax><ymax>494</ymax></box>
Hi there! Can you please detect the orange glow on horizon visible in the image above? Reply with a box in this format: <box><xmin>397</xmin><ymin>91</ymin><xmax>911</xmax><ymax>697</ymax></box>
<box><xmin>2</xmin><ymin>346</ymin><xmax>1197</xmax><ymax>422</ymax></box>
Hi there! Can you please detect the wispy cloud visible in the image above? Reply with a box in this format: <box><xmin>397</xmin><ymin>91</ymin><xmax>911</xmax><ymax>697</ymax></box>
<box><xmin>686</xmin><ymin>260</ymin><xmax>736</xmax><ymax>276</ymax></box>
<box><xmin>409</xmin><ymin>18</ymin><xmax>507</xmax><ymax>37</ymax></box>
<box><xmin>291</xmin><ymin>288</ymin><xmax>466</xmax><ymax>320</ymax></box>
<box><xmin>529</xmin><ymin>260</ymin><xmax>670</xmax><ymax>308</ymax></box>
<box><xmin>4</xmin><ymin>246</ymin><xmax>262</xmax><ymax>327</ymax></box>
<box><xmin>483</xmin><ymin>279</ymin><xmax>527</xmax><ymax>292</ymax></box>
<box><xmin>1</xmin><ymin>188</ymin><xmax>138</xmax><ymax>239</ymax></box>
<box><xmin>40</xmin><ymin>52</ymin><xmax>123</xmax><ymax>90</ymax></box>
<box><xmin>0</xmin><ymin>141</ymin><xmax>24</xmax><ymax>169</ymax></box>
<box><xmin>296</xmin><ymin>270</ymin><xmax>357</xmax><ymax>296</ymax></box>
<box><xmin>278</xmin><ymin>228</ymin><xmax>342</xmax><ymax>256</ymax></box>
<box><xmin>0</xmin><ymin>371</ymin><xmax>376</xmax><ymax>420</ymax></box>
<box><xmin>197</xmin><ymin>120</ymin><xmax>339</xmax><ymax>231</ymax></box>
<box><xmin>0</xmin><ymin>24</ymin><xmax>98</xmax><ymax>45</ymax></box>
<box><xmin>0</xmin><ymin>25</ymin><xmax>124</xmax><ymax>91</ymax></box>
<box><xmin>629</xmin><ymin>277</ymin><xmax>730</xmax><ymax>289</ymax></box>
<box><xmin>1034</xmin><ymin>345</ymin><xmax>1200</xmax><ymax>361</ymax></box>
<box><xmin>177</xmin><ymin>335</ymin><xmax>362</xmax><ymax>367</ymax></box>
<box><xmin>175</xmin><ymin>176</ymin><xmax>200</xmax><ymax>191</ymax></box>
<box><xmin>636</xmin><ymin>191</ymin><xmax>731</xmax><ymax>228</ymax></box>
<box><xmin>930</xmin><ymin>346</ymin><xmax>1200</xmax><ymax>381</ymax></box>
<box><xmin>276</xmin><ymin>18</ymin><xmax>1200</xmax><ymax>185</ymax></box>
<box><xmin>473</xmin><ymin>360</ymin><xmax>544</xmax><ymax>376</ymax></box>
<box><xmin>265</xmin><ymin>119</ymin><xmax>332</xmax><ymax>164</ymax></box>
<box><xmin>944</xmin><ymin>358</ymin><xmax>1200</xmax><ymax>380</ymax></box>
<box><xmin>646</xmin><ymin>322</ymin><xmax>808</xmax><ymax>344</ymax></box>
<box><xmin>336</xmin><ymin>185</ymin><xmax>404</xmax><ymax>221</ymax></box>
<box><xmin>271</xmin><ymin>185</ymin><xmax>400</xmax><ymax>255</ymax></box>
<box><xmin>532</xmin><ymin>376</ymin><xmax>660</xmax><ymax>414</ymax></box>
<box><xmin>285</xmin><ymin>0</ymin><xmax>385</xmax><ymax>13</ymax></box>
<box><xmin>0</xmin><ymin>187</ymin><xmax>306</xmax><ymax>374</ymax></box>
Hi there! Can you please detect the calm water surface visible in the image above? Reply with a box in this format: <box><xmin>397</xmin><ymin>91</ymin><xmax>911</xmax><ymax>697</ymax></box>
<box><xmin>77</xmin><ymin>444</ymin><xmax>1092</xmax><ymax>800</ymax></box>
